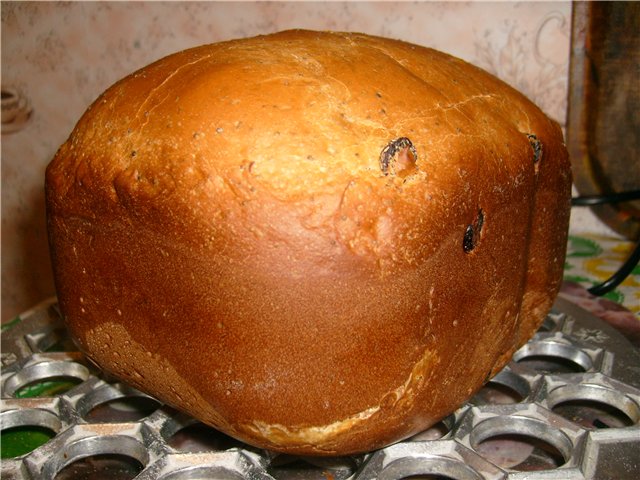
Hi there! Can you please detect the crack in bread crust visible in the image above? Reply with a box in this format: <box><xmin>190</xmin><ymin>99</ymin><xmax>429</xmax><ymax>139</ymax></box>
<box><xmin>243</xmin><ymin>349</ymin><xmax>438</xmax><ymax>448</ymax></box>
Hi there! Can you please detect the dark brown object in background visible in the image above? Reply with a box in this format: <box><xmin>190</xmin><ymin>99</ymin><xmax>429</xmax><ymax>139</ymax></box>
<box><xmin>567</xmin><ymin>1</ymin><xmax>640</xmax><ymax>240</ymax></box>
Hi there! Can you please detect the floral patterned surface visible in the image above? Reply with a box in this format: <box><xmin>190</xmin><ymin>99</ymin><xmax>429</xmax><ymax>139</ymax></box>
<box><xmin>473</xmin><ymin>10</ymin><xmax>570</xmax><ymax>126</ymax></box>
<box><xmin>561</xmin><ymin>234</ymin><xmax>640</xmax><ymax>347</ymax></box>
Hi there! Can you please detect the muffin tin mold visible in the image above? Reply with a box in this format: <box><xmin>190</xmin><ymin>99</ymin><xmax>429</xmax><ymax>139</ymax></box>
<box><xmin>2</xmin><ymin>296</ymin><xmax>638</xmax><ymax>479</ymax></box>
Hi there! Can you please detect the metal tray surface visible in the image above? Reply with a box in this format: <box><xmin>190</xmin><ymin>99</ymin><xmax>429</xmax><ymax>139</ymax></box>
<box><xmin>1</xmin><ymin>296</ymin><xmax>639</xmax><ymax>479</ymax></box>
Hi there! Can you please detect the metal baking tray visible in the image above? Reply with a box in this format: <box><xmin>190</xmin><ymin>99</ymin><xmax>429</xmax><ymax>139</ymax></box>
<box><xmin>2</xmin><ymin>296</ymin><xmax>639</xmax><ymax>479</ymax></box>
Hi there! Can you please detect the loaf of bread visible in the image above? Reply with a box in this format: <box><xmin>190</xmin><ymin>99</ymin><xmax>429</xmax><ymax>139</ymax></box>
<box><xmin>46</xmin><ymin>30</ymin><xmax>572</xmax><ymax>455</ymax></box>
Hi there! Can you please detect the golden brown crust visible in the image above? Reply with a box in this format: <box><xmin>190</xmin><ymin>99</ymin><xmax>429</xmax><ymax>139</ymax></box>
<box><xmin>46</xmin><ymin>30</ymin><xmax>572</xmax><ymax>455</ymax></box>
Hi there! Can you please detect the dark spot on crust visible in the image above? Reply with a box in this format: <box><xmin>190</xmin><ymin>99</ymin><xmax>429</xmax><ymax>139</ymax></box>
<box><xmin>463</xmin><ymin>225</ymin><xmax>475</xmax><ymax>253</ymax></box>
<box><xmin>526</xmin><ymin>134</ymin><xmax>542</xmax><ymax>163</ymax></box>
<box><xmin>379</xmin><ymin>137</ymin><xmax>418</xmax><ymax>178</ymax></box>
<box><xmin>463</xmin><ymin>209</ymin><xmax>484</xmax><ymax>253</ymax></box>
<box><xmin>476</xmin><ymin>208</ymin><xmax>484</xmax><ymax>232</ymax></box>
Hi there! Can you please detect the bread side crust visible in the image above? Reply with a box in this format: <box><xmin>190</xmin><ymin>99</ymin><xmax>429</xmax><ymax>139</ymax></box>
<box><xmin>46</xmin><ymin>30</ymin><xmax>571</xmax><ymax>455</ymax></box>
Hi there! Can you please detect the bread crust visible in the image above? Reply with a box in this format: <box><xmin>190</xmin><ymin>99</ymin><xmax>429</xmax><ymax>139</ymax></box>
<box><xmin>46</xmin><ymin>30</ymin><xmax>571</xmax><ymax>455</ymax></box>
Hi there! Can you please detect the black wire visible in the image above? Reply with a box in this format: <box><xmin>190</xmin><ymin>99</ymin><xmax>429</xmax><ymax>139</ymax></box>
<box><xmin>571</xmin><ymin>189</ymin><xmax>640</xmax><ymax>206</ymax></box>
<box><xmin>587</xmin><ymin>239</ymin><xmax>640</xmax><ymax>296</ymax></box>
<box><xmin>570</xmin><ymin>189</ymin><xmax>640</xmax><ymax>296</ymax></box>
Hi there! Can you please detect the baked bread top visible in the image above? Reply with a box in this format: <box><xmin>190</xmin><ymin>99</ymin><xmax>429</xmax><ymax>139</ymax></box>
<box><xmin>46</xmin><ymin>30</ymin><xmax>572</xmax><ymax>455</ymax></box>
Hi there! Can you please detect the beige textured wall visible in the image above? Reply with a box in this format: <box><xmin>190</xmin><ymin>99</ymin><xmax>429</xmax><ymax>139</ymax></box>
<box><xmin>1</xmin><ymin>1</ymin><xmax>573</xmax><ymax>321</ymax></box>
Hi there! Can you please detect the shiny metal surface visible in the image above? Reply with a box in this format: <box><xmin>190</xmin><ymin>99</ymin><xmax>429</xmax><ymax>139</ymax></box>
<box><xmin>1</xmin><ymin>296</ymin><xmax>639</xmax><ymax>479</ymax></box>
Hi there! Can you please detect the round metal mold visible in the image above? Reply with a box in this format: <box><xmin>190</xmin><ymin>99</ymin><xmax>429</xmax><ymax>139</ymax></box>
<box><xmin>468</xmin><ymin>414</ymin><xmax>575</xmax><ymax>471</ymax></box>
<box><xmin>167</xmin><ymin>421</ymin><xmax>246</xmax><ymax>454</ymax></box>
<box><xmin>41</xmin><ymin>433</ymin><xmax>149</xmax><ymax>480</ymax></box>
<box><xmin>75</xmin><ymin>382</ymin><xmax>161</xmax><ymax>423</ymax></box>
<box><xmin>139</xmin><ymin>450</ymin><xmax>274</xmax><ymax>480</ymax></box>
<box><xmin>377</xmin><ymin>454</ymin><xmax>485</xmax><ymax>480</ymax></box>
<box><xmin>1</xmin><ymin>295</ymin><xmax>639</xmax><ymax>479</ymax></box>
<box><xmin>470</xmin><ymin>368</ymin><xmax>533</xmax><ymax>406</ymax></box>
<box><xmin>2</xmin><ymin>357</ymin><xmax>91</xmax><ymax>398</ymax></box>
<box><xmin>156</xmin><ymin>409</ymin><xmax>200</xmax><ymax>443</ymax></box>
<box><xmin>1</xmin><ymin>407</ymin><xmax>62</xmax><ymax>434</ymax></box>
<box><xmin>153</xmin><ymin>409</ymin><xmax>249</xmax><ymax>454</ymax></box>
<box><xmin>0</xmin><ymin>405</ymin><xmax>63</xmax><ymax>461</ymax></box>
<box><xmin>512</xmin><ymin>335</ymin><xmax>599</xmax><ymax>375</ymax></box>
<box><xmin>267</xmin><ymin>453</ymin><xmax>362</xmax><ymax>479</ymax></box>
<box><xmin>356</xmin><ymin>440</ymin><xmax>505</xmax><ymax>480</ymax></box>
<box><xmin>542</xmin><ymin>376</ymin><xmax>640</xmax><ymax>430</ymax></box>
<box><xmin>159</xmin><ymin>465</ymin><xmax>252</xmax><ymax>480</ymax></box>
<box><xmin>27</xmin><ymin>423</ymin><xmax>151</xmax><ymax>480</ymax></box>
